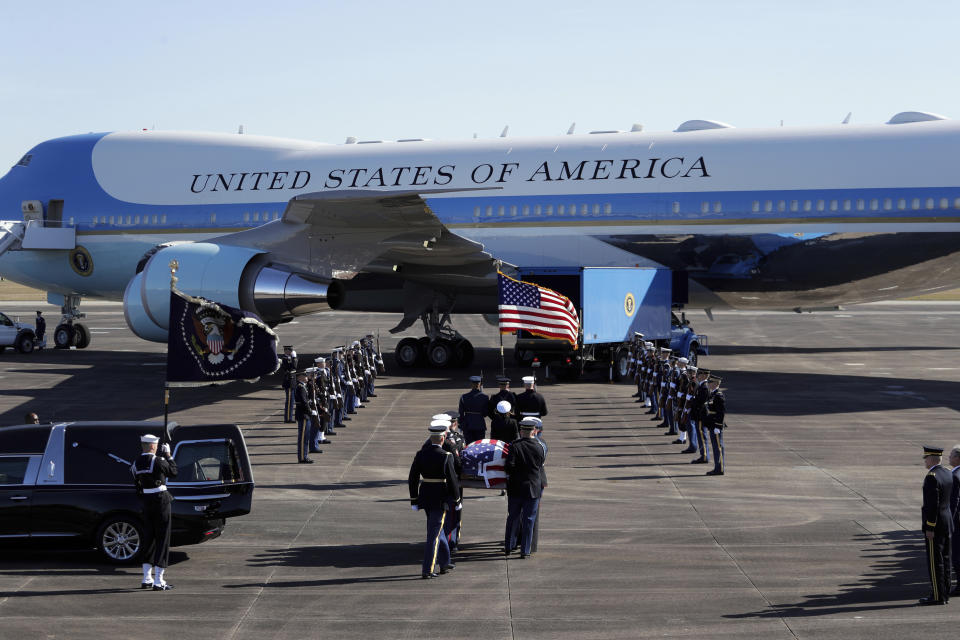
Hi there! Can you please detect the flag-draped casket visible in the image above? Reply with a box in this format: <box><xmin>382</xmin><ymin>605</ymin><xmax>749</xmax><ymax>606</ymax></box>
<box><xmin>460</xmin><ymin>439</ymin><xmax>509</xmax><ymax>489</ymax></box>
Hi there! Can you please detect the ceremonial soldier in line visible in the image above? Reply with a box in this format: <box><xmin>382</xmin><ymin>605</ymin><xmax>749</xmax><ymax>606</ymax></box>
<box><xmin>409</xmin><ymin>422</ymin><xmax>461</xmax><ymax>578</ymax></box>
<box><xmin>294</xmin><ymin>371</ymin><xmax>316</xmax><ymax>463</ymax></box>
<box><xmin>307</xmin><ymin>367</ymin><xmax>332</xmax><ymax>450</ymax></box>
<box><xmin>704</xmin><ymin>375</ymin><xmax>726</xmax><ymax>476</ymax></box>
<box><xmin>362</xmin><ymin>335</ymin><xmax>380</xmax><ymax>397</ymax></box>
<box><xmin>488</xmin><ymin>376</ymin><xmax>518</xmax><ymax>419</ymax></box>
<box><xmin>689</xmin><ymin>369</ymin><xmax>711</xmax><ymax>464</ymax></box>
<box><xmin>629</xmin><ymin>333</ymin><xmax>643</xmax><ymax>401</ymax></box>
<box><xmin>643</xmin><ymin>344</ymin><xmax>658</xmax><ymax>415</ymax></box>
<box><xmin>314</xmin><ymin>357</ymin><xmax>338</xmax><ymax>436</ymax></box>
<box><xmin>459</xmin><ymin>375</ymin><xmax>489</xmax><ymax>444</ymax></box>
<box><xmin>948</xmin><ymin>446</ymin><xmax>960</xmax><ymax>596</ymax></box>
<box><xmin>655</xmin><ymin>349</ymin><xmax>672</xmax><ymax>427</ymax></box>
<box><xmin>351</xmin><ymin>341</ymin><xmax>370</xmax><ymax>404</ymax></box>
<box><xmin>504</xmin><ymin>418</ymin><xmax>546</xmax><ymax>559</ymax></box>
<box><xmin>678</xmin><ymin>366</ymin><xmax>699</xmax><ymax>453</ymax></box>
<box><xmin>279</xmin><ymin>345</ymin><xmax>297</xmax><ymax>423</ymax></box>
<box><xmin>670</xmin><ymin>358</ymin><xmax>690</xmax><ymax>446</ymax></box>
<box><xmin>326</xmin><ymin>353</ymin><xmax>345</xmax><ymax>428</ymax></box>
<box><xmin>920</xmin><ymin>445</ymin><xmax>954</xmax><ymax>605</ymax></box>
<box><xmin>334</xmin><ymin>347</ymin><xmax>357</xmax><ymax>418</ymax></box>
<box><xmin>130</xmin><ymin>434</ymin><xmax>178</xmax><ymax>591</ymax></box>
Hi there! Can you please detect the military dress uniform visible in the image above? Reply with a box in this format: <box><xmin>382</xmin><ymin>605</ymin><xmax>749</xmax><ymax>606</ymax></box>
<box><xmin>704</xmin><ymin>378</ymin><xmax>726</xmax><ymax>475</ymax></box>
<box><xmin>504</xmin><ymin>428</ymin><xmax>546</xmax><ymax>558</ymax></box>
<box><xmin>294</xmin><ymin>376</ymin><xmax>315</xmax><ymax>463</ymax></box>
<box><xmin>409</xmin><ymin>426</ymin><xmax>462</xmax><ymax>578</ymax></box>
<box><xmin>459</xmin><ymin>376</ymin><xmax>489</xmax><ymax>444</ymax></box>
<box><xmin>279</xmin><ymin>347</ymin><xmax>298</xmax><ymax>422</ymax></box>
<box><xmin>488</xmin><ymin>377</ymin><xmax>518</xmax><ymax>420</ymax></box>
<box><xmin>921</xmin><ymin>445</ymin><xmax>954</xmax><ymax>605</ymax></box>
<box><xmin>515</xmin><ymin>382</ymin><xmax>548</xmax><ymax>420</ymax></box>
<box><xmin>690</xmin><ymin>374</ymin><xmax>711</xmax><ymax>463</ymax></box>
<box><xmin>130</xmin><ymin>435</ymin><xmax>178</xmax><ymax>590</ymax></box>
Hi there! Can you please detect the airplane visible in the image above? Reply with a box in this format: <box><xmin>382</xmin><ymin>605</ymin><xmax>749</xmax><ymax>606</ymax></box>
<box><xmin>0</xmin><ymin>110</ymin><xmax>959</xmax><ymax>368</ymax></box>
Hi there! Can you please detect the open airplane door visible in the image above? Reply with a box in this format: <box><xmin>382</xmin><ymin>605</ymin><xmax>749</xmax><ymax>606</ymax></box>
<box><xmin>167</xmin><ymin>424</ymin><xmax>254</xmax><ymax>521</ymax></box>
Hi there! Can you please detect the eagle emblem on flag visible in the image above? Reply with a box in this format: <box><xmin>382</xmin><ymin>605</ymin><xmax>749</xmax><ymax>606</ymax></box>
<box><xmin>190</xmin><ymin>304</ymin><xmax>244</xmax><ymax>365</ymax></box>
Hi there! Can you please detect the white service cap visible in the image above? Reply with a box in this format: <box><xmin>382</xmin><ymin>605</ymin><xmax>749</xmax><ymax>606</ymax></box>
<box><xmin>496</xmin><ymin>400</ymin><xmax>511</xmax><ymax>414</ymax></box>
<box><xmin>140</xmin><ymin>434</ymin><xmax>160</xmax><ymax>444</ymax></box>
<box><xmin>522</xmin><ymin>376</ymin><xmax>535</xmax><ymax>384</ymax></box>
<box><xmin>428</xmin><ymin>420</ymin><xmax>450</xmax><ymax>433</ymax></box>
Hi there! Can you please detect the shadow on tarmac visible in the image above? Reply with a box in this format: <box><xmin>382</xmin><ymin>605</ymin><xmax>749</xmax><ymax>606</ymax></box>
<box><xmin>725</xmin><ymin>530</ymin><xmax>932</xmax><ymax>618</ymax></box>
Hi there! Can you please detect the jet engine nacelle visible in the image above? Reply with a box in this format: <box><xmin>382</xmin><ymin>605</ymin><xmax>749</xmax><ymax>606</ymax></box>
<box><xmin>123</xmin><ymin>242</ymin><xmax>332</xmax><ymax>342</ymax></box>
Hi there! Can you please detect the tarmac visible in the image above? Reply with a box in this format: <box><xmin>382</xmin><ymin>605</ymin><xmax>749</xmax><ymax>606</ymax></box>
<box><xmin>1</xmin><ymin>301</ymin><xmax>960</xmax><ymax>639</ymax></box>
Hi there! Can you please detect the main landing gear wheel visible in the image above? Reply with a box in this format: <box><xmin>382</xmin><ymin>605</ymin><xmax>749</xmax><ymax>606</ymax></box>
<box><xmin>53</xmin><ymin>324</ymin><xmax>75</xmax><ymax>349</ymax></box>
<box><xmin>73</xmin><ymin>323</ymin><xmax>90</xmax><ymax>349</ymax></box>
<box><xmin>395</xmin><ymin>337</ymin><xmax>421</xmax><ymax>368</ymax></box>
<box><xmin>426</xmin><ymin>340</ymin><xmax>455</xmax><ymax>368</ymax></box>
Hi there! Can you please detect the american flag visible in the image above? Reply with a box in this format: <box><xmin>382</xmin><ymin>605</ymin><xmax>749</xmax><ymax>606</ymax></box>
<box><xmin>498</xmin><ymin>272</ymin><xmax>580</xmax><ymax>347</ymax></box>
<box><xmin>461</xmin><ymin>439</ymin><xmax>510</xmax><ymax>489</ymax></box>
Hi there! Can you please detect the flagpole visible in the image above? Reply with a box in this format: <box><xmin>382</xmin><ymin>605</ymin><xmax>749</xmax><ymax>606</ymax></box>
<box><xmin>163</xmin><ymin>259</ymin><xmax>179</xmax><ymax>438</ymax></box>
<box><xmin>499</xmin><ymin>331</ymin><xmax>505</xmax><ymax>377</ymax></box>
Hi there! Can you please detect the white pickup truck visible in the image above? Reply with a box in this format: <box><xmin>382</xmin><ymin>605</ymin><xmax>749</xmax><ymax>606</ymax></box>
<box><xmin>0</xmin><ymin>311</ymin><xmax>38</xmax><ymax>353</ymax></box>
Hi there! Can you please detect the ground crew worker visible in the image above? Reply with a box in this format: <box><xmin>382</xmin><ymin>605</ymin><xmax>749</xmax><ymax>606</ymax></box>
<box><xmin>409</xmin><ymin>423</ymin><xmax>461</xmax><ymax>578</ymax></box>
<box><xmin>35</xmin><ymin>311</ymin><xmax>45</xmax><ymax>349</ymax></box>
<box><xmin>459</xmin><ymin>375</ymin><xmax>489</xmax><ymax>443</ymax></box>
<box><xmin>920</xmin><ymin>445</ymin><xmax>954</xmax><ymax>605</ymax></box>
<box><xmin>130</xmin><ymin>434</ymin><xmax>178</xmax><ymax>591</ymax></box>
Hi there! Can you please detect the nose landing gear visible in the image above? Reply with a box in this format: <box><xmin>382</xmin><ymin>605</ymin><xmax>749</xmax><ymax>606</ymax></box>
<box><xmin>53</xmin><ymin>294</ymin><xmax>90</xmax><ymax>349</ymax></box>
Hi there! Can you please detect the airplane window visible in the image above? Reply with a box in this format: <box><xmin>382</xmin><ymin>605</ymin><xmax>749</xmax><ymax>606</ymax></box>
<box><xmin>816</xmin><ymin>200</ymin><xmax>825</xmax><ymax>211</ymax></box>
<box><xmin>109</xmin><ymin>216</ymin><xmax>115</xmax><ymax>224</ymax></box>
<box><xmin>274</xmin><ymin>212</ymin><xmax>279</xmax><ymax>219</ymax></box>
<box><xmin>243</xmin><ymin>213</ymin><xmax>250</xmax><ymax>222</ymax></box>
<box><xmin>486</xmin><ymin>206</ymin><xmax>493</xmax><ymax>216</ymax></box>
<box><xmin>713</xmin><ymin>202</ymin><xmax>722</xmax><ymax>213</ymax></box>
<box><xmin>701</xmin><ymin>202</ymin><xmax>709</xmax><ymax>214</ymax></box>
<box><xmin>673</xmin><ymin>202</ymin><xmax>681</xmax><ymax>214</ymax></box>
<box><xmin>592</xmin><ymin>204</ymin><xmax>600</xmax><ymax>215</ymax></box>
<box><xmin>870</xmin><ymin>199</ymin><xmax>879</xmax><ymax>211</ymax></box>
<box><xmin>897</xmin><ymin>199</ymin><xmax>906</xmax><ymax>210</ymax></box>
<box><xmin>210</xmin><ymin>213</ymin><xmax>216</xmax><ymax>223</ymax></box>
<box><xmin>545</xmin><ymin>205</ymin><xmax>553</xmax><ymax>216</ymax></box>
<box><xmin>254</xmin><ymin>212</ymin><xmax>260</xmax><ymax>222</ymax></box>
<box><xmin>884</xmin><ymin>198</ymin><xmax>892</xmax><ymax>210</ymax></box>
<box><xmin>557</xmin><ymin>205</ymin><xmax>565</xmax><ymax>215</ymax></box>
<box><xmin>497</xmin><ymin>206</ymin><xmax>505</xmax><ymax>217</ymax></box>
<box><xmin>789</xmin><ymin>200</ymin><xmax>798</xmax><ymax>212</ymax></box>
<box><xmin>133</xmin><ymin>216</ymin><xmax>139</xmax><ymax>224</ymax></box>
<box><xmin>764</xmin><ymin>201</ymin><xmax>773</xmax><ymax>213</ymax></box>
<box><xmin>473</xmin><ymin>207</ymin><xmax>480</xmax><ymax>217</ymax></box>
<box><xmin>534</xmin><ymin>205</ymin><xmax>541</xmax><ymax>216</ymax></box>
<box><xmin>777</xmin><ymin>201</ymin><xmax>786</xmax><ymax>212</ymax></box>
<box><xmin>803</xmin><ymin>201</ymin><xmax>812</xmax><ymax>212</ymax></box>
<box><xmin>925</xmin><ymin>198</ymin><xmax>935</xmax><ymax>210</ymax></box>
<box><xmin>842</xmin><ymin>200</ymin><xmax>851</xmax><ymax>211</ymax></box>
<box><xmin>581</xmin><ymin>204</ymin><xmax>588</xmax><ymax>216</ymax></box>
<box><xmin>126</xmin><ymin>215</ymin><xmax>131</xmax><ymax>225</ymax></box>
<box><xmin>830</xmin><ymin>200</ymin><xmax>838</xmax><ymax>211</ymax></box>
<box><xmin>91</xmin><ymin>216</ymin><xmax>97</xmax><ymax>225</ymax></box>
<box><xmin>161</xmin><ymin>214</ymin><xmax>167</xmax><ymax>224</ymax></box>
<box><xmin>152</xmin><ymin>215</ymin><xmax>158</xmax><ymax>224</ymax></box>
<box><xmin>604</xmin><ymin>203</ymin><xmax>612</xmax><ymax>215</ymax></box>
<box><xmin>522</xmin><ymin>206</ymin><xmax>530</xmax><ymax>216</ymax></box>
<box><xmin>912</xmin><ymin>198</ymin><xmax>920</xmax><ymax>210</ymax></box>
<box><xmin>752</xmin><ymin>201</ymin><xmax>760</xmax><ymax>213</ymax></box>
<box><xmin>940</xmin><ymin>198</ymin><xmax>949</xmax><ymax>209</ymax></box>
<box><xmin>510</xmin><ymin>206</ymin><xmax>517</xmax><ymax>217</ymax></box>
<box><xmin>856</xmin><ymin>200</ymin><xmax>865</xmax><ymax>211</ymax></box>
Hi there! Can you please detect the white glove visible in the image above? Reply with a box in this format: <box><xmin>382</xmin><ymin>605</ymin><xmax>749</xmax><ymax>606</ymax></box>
<box><xmin>311</xmin><ymin>411</ymin><xmax>318</xmax><ymax>417</ymax></box>
<box><xmin>160</xmin><ymin>443</ymin><xmax>171</xmax><ymax>457</ymax></box>
<box><xmin>411</xmin><ymin>505</ymin><xmax>419</xmax><ymax>511</ymax></box>
<box><xmin>455</xmin><ymin>503</ymin><xmax>462</xmax><ymax>511</ymax></box>
<box><xmin>713</xmin><ymin>428</ymin><xmax>721</xmax><ymax>435</ymax></box>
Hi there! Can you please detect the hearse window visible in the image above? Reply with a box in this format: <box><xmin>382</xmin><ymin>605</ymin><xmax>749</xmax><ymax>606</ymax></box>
<box><xmin>65</xmin><ymin>434</ymin><xmax>135</xmax><ymax>485</ymax></box>
<box><xmin>0</xmin><ymin>457</ymin><xmax>30</xmax><ymax>485</ymax></box>
<box><xmin>171</xmin><ymin>440</ymin><xmax>242</xmax><ymax>484</ymax></box>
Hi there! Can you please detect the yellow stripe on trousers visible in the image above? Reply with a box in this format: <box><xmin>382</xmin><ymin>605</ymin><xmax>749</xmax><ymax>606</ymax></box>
<box><xmin>431</xmin><ymin>512</ymin><xmax>447</xmax><ymax>574</ymax></box>
<box><xmin>929</xmin><ymin>537</ymin><xmax>939</xmax><ymax>601</ymax></box>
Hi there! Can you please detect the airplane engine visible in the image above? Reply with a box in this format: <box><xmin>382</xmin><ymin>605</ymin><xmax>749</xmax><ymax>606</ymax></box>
<box><xmin>122</xmin><ymin>242</ymin><xmax>331</xmax><ymax>341</ymax></box>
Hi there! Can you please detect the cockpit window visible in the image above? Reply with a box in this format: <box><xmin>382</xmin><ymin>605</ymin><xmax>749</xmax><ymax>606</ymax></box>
<box><xmin>16</xmin><ymin>154</ymin><xmax>32</xmax><ymax>167</ymax></box>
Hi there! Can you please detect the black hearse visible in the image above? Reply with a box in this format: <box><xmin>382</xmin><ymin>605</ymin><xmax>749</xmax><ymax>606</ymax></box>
<box><xmin>0</xmin><ymin>421</ymin><xmax>253</xmax><ymax>563</ymax></box>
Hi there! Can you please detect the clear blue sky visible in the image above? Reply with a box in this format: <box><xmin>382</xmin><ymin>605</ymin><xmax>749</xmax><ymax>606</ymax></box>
<box><xmin>1</xmin><ymin>0</ymin><xmax>956</xmax><ymax>167</ymax></box>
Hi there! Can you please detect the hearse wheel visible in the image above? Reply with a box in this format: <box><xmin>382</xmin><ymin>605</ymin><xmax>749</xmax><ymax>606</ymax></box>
<box><xmin>97</xmin><ymin>515</ymin><xmax>146</xmax><ymax>564</ymax></box>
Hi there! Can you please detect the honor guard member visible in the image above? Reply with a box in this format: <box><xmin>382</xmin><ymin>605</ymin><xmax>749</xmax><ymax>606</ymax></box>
<box><xmin>459</xmin><ymin>375</ymin><xmax>489</xmax><ymax>444</ymax></box>
<box><xmin>515</xmin><ymin>376</ymin><xmax>548</xmax><ymax>420</ymax></box>
<box><xmin>307</xmin><ymin>368</ymin><xmax>332</xmax><ymax>450</ymax></box>
<box><xmin>441</xmin><ymin>410</ymin><xmax>467</xmax><ymax>454</ymax></box>
<box><xmin>408</xmin><ymin>423</ymin><xmax>461</xmax><ymax>578</ymax></box>
<box><xmin>294</xmin><ymin>371</ymin><xmax>317</xmax><ymax>463</ymax></box>
<box><xmin>948</xmin><ymin>446</ymin><xmax>960</xmax><ymax>595</ymax></box>
<box><xmin>362</xmin><ymin>335</ymin><xmax>379</xmax><ymax>396</ymax></box>
<box><xmin>920</xmin><ymin>445</ymin><xmax>954</xmax><ymax>605</ymax></box>
<box><xmin>488</xmin><ymin>376</ymin><xmax>518</xmax><ymax>419</ymax></box>
<box><xmin>704</xmin><ymin>375</ymin><xmax>726</xmax><ymax>475</ymax></box>
<box><xmin>671</xmin><ymin>358</ymin><xmax>690</xmax><ymax>445</ymax></box>
<box><xmin>491</xmin><ymin>401</ymin><xmax>520</xmax><ymax>443</ymax></box>
<box><xmin>504</xmin><ymin>418</ymin><xmax>546</xmax><ymax>559</ymax></box>
<box><xmin>314</xmin><ymin>357</ymin><xmax>337</xmax><ymax>437</ymax></box>
<box><xmin>428</xmin><ymin>415</ymin><xmax>464</xmax><ymax>549</ymax></box>
<box><xmin>689</xmin><ymin>369</ymin><xmax>711</xmax><ymax>463</ymax></box>
<box><xmin>130</xmin><ymin>434</ymin><xmax>178</xmax><ymax>590</ymax></box>
<box><xmin>279</xmin><ymin>346</ymin><xmax>298</xmax><ymax>423</ymax></box>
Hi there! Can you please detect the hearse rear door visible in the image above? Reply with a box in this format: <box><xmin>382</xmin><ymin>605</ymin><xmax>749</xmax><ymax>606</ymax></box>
<box><xmin>167</xmin><ymin>424</ymin><xmax>254</xmax><ymax>520</ymax></box>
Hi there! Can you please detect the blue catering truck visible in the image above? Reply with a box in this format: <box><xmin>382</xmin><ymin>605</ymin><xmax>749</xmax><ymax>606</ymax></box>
<box><xmin>512</xmin><ymin>267</ymin><xmax>708</xmax><ymax>380</ymax></box>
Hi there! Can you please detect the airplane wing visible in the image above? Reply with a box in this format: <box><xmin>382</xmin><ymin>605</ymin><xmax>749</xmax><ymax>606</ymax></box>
<box><xmin>214</xmin><ymin>189</ymin><xmax>500</xmax><ymax>292</ymax></box>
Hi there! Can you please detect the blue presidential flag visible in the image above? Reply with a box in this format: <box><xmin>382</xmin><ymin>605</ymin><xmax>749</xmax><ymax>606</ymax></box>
<box><xmin>166</xmin><ymin>289</ymin><xmax>280</xmax><ymax>387</ymax></box>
